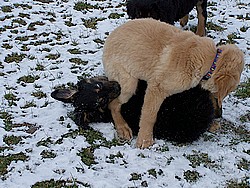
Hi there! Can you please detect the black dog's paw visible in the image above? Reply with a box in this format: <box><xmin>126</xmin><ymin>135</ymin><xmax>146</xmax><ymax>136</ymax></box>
<box><xmin>79</xmin><ymin>124</ymin><xmax>94</xmax><ymax>130</ymax></box>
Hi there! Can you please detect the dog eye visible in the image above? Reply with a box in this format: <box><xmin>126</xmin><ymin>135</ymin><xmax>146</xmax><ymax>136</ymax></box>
<box><xmin>94</xmin><ymin>83</ymin><xmax>102</xmax><ymax>89</ymax></box>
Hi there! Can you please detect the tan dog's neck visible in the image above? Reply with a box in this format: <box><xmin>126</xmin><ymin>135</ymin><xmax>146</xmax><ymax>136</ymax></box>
<box><xmin>200</xmin><ymin>48</ymin><xmax>223</xmax><ymax>97</ymax></box>
<box><xmin>201</xmin><ymin>44</ymin><xmax>245</xmax><ymax>107</ymax></box>
<box><xmin>202</xmin><ymin>49</ymin><xmax>222</xmax><ymax>80</ymax></box>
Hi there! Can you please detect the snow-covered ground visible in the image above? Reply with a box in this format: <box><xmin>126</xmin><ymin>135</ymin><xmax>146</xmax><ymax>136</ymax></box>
<box><xmin>0</xmin><ymin>0</ymin><xmax>249</xmax><ymax>187</ymax></box>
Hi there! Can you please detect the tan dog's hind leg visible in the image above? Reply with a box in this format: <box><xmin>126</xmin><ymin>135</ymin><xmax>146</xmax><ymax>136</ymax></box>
<box><xmin>180</xmin><ymin>14</ymin><xmax>189</xmax><ymax>27</ymax></box>
<box><xmin>136</xmin><ymin>86</ymin><xmax>166</xmax><ymax>148</ymax></box>
<box><xmin>196</xmin><ymin>1</ymin><xmax>206</xmax><ymax>36</ymax></box>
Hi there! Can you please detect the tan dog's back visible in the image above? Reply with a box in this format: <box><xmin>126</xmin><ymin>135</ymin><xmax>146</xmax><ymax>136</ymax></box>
<box><xmin>103</xmin><ymin>19</ymin><xmax>179</xmax><ymax>82</ymax></box>
<box><xmin>103</xmin><ymin>19</ymin><xmax>216</xmax><ymax>92</ymax></box>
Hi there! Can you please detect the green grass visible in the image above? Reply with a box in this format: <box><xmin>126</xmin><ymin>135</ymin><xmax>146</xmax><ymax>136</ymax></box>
<box><xmin>15</xmin><ymin>36</ymin><xmax>29</xmax><ymax>41</ymax></box>
<box><xmin>235</xmin><ymin>78</ymin><xmax>250</xmax><ymax>99</ymax></box>
<box><xmin>226</xmin><ymin>177</ymin><xmax>250</xmax><ymax>188</ymax></box>
<box><xmin>184</xmin><ymin>170</ymin><xmax>202</xmax><ymax>182</ymax></box>
<box><xmin>69</xmin><ymin>58</ymin><xmax>88</xmax><ymax>65</ymax></box>
<box><xmin>65</xmin><ymin>19</ymin><xmax>76</xmax><ymax>27</ymax></box>
<box><xmin>0</xmin><ymin>111</ymin><xmax>14</xmax><ymax>131</ymax></box>
<box><xmin>0</xmin><ymin>15</ymin><xmax>14</xmax><ymax>22</ymax></box>
<box><xmin>82</xmin><ymin>17</ymin><xmax>105</xmax><ymax>29</ymax></box>
<box><xmin>78</xmin><ymin>147</ymin><xmax>97</xmax><ymax>166</ymax></box>
<box><xmin>0</xmin><ymin>152</ymin><xmax>28</xmax><ymax>177</ymax></box>
<box><xmin>36</xmin><ymin>137</ymin><xmax>53</xmax><ymax>147</ymax></box>
<box><xmin>28</xmin><ymin>21</ymin><xmax>45</xmax><ymax>31</ymax></box>
<box><xmin>106</xmin><ymin>151</ymin><xmax>124</xmax><ymax>164</ymax></box>
<box><xmin>93</xmin><ymin>38</ymin><xmax>105</xmax><ymax>45</ymax></box>
<box><xmin>1</xmin><ymin>5</ymin><xmax>13</xmax><ymax>13</ymax></box>
<box><xmin>237</xmin><ymin>158</ymin><xmax>250</xmax><ymax>171</ymax></box>
<box><xmin>68</xmin><ymin>48</ymin><xmax>82</xmax><ymax>54</ymax></box>
<box><xmin>34</xmin><ymin>0</ymin><xmax>54</xmax><ymax>3</ymax></box>
<box><xmin>20</xmin><ymin>100</ymin><xmax>37</xmax><ymax>109</ymax></box>
<box><xmin>0</xmin><ymin>62</ymin><xmax>4</xmax><ymax>69</ymax></box>
<box><xmin>4</xmin><ymin>92</ymin><xmax>19</xmax><ymax>107</ymax></box>
<box><xmin>31</xmin><ymin>178</ymin><xmax>91</xmax><ymax>188</ymax></box>
<box><xmin>45</xmin><ymin>53</ymin><xmax>60</xmax><ymax>60</ymax></box>
<box><xmin>35</xmin><ymin>63</ymin><xmax>45</xmax><ymax>71</ymax></box>
<box><xmin>184</xmin><ymin>151</ymin><xmax>219</xmax><ymax>169</ymax></box>
<box><xmin>108</xmin><ymin>13</ymin><xmax>125</xmax><ymax>19</ymax></box>
<box><xmin>3</xmin><ymin>135</ymin><xmax>22</xmax><ymax>146</ymax></box>
<box><xmin>240</xmin><ymin>25</ymin><xmax>249</xmax><ymax>32</ymax></box>
<box><xmin>239</xmin><ymin>112</ymin><xmax>250</xmax><ymax>123</ymax></box>
<box><xmin>227</xmin><ymin>32</ymin><xmax>243</xmax><ymax>43</ymax></box>
<box><xmin>17</xmin><ymin>75</ymin><xmax>40</xmax><ymax>84</ymax></box>
<box><xmin>1</xmin><ymin>43</ymin><xmax>13</xmax><ymax>49</ymax></box>
<box><xmin>21</xmin><ymin>44</ymin><xmax>30</xmax><ymax>51</ymax></box>
<box><xmin>148</xmin><ymin>168</ymin><xmax>163</xmax><ymax>178</ymax></box>
<box><xmin>0</xmin><ymin>146</ymin><xmax>13</xmax><ymax>153</ymax></box>
<box><xmin>129</xmin><ymin>172</ymin><xmax>142</xmax><ymax>181</ymax></box>
<box><xmin>29</xmin><ymin>38</ymin><xmax>53</xmax><ymax>46</ymax></box>
<box><xmin>12</xmin><ymin>18</ymin><xmax>27</xmax><ymax>26</ymax></box>
<box><xmin>219</xmin><ymin>119</ymin><xmax>250</xmax><ymax>145</ymax></box>
<box><xmin>13</xmin><ymin>3</ymin><xmax>32</xmax><ymax>9</ymax></box>
<box><xmin>74</xmin><ymin>1</ymin><xmax>98</xmax><ymax>12</ymax></box>
<box><xmin>4</xmin><ymin>53</ymin><xmax>27</xmax><ymax>63</ymax></box>
<box><xmin>40</xmin><ymin>150</ymin><xmax>57</xmax><ymax>159</ymax></box>
<box><xmin>31</xmin><ymin>90</ymin><xmax>47</xmax><ymax>99</ymax></box>
<box><xmin>206</xmin><ymin>21</ymin><xmax>226</xmax><ymax>31</ymax></box>
<box><xmin>58</xmin><ymin>128</ymin><xmax>122</xmax><ymax>167</ymax></box>
<box><xmin>19</xmin><ymin>13</ymin><xmax>31</xmax><ymax>19</ymax></box>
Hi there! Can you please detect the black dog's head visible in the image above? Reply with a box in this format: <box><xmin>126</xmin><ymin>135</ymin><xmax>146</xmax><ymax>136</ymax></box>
<box><xmin>51</xmin><ymin>76</ymin><xmax>121</xmax><ymax>112</ymax></box>
<box><xmin>51</xmin><ymin>76</ymin><xmax>120</xmax><ymax>128</ymax></box>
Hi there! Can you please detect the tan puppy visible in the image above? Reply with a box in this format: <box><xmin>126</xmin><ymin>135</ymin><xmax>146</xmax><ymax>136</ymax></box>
<box><xmin>102</xmin><ymin>18</ymin><xmax>244</xmax><ymax>148</ymax></box>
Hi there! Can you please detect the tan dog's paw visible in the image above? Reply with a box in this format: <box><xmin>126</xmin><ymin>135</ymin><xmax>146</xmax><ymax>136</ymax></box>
<box><xmin>116</xmin><ymin>124</ymin><xmax>133</xmax><ymax>141</ymax></box>
<box><xmin>136</xmin><ymin>134</ymin><xmax>154</xmax><ymax>149</ymax></box>
<box><xmin>208</xmin><ymin>120</ymin><xmax>221</xmax><ymax>133</ymax></box>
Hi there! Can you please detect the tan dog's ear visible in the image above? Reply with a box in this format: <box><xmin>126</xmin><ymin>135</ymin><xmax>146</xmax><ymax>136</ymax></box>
<box><xmin>216</xmin><ymin>75</ymin><xmax>239</xmax><ymax>107</ymax></box>
<box><xmin>210</xmin><ymin>94</ymin><xmax>222</xmax><ymax>118</ymax></box>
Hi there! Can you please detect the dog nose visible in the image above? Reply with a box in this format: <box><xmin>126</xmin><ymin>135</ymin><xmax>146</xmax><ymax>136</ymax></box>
<box><xmin>113</xmin><ymin>82</ymin><xmax>121</xmax><ymax>95</ymax></box>
<box><xmin>214</xmin><ymin>107</ymin><xmax>222</xmax><ymax>118</ymax></box>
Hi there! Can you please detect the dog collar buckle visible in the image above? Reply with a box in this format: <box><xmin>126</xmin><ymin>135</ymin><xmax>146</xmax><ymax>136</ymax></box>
<box><xmin>202</xmin><ymin>49</ymin><xmax>222</xmax><ymax>80</ymax></box>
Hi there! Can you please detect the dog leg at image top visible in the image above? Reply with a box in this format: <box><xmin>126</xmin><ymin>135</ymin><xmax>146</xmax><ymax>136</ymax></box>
<box><xmin>179</xmin><ymin>14</ymin><xmax>189</xmax><ymax>27</ymax></box>
<box><xmin>196</xmin><ymin>0</ymin><xmax>207</xmax><ymax>36</ymax></box>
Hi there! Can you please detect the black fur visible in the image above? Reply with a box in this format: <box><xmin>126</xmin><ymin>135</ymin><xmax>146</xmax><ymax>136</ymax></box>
<box><xmin>121</xmin><ymin>80</ymin><xmax>214</xmax><ymax>143</ymax></box>
<box><xmin>51</xmin><ymin>77</ymin><xmax>120</xmax><ymax>129</ymax></box>
<box><xmin>51</xmin><ymin>77</ymin><xmax>216</xmax><ymax>143</ymax></box>
<box><xmin>126</xmin><ymin>0</ymin><xmax>207</xmax><ymax>34</ymax></box>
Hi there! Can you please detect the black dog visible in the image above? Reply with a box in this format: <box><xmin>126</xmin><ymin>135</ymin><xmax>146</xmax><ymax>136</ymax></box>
<box><xmin>126</xmin><ymin>0</ymin><xmax>207</xmax><ymax>36</ymax></box>
<box><xmin>51</xmin><ymin>76</ymin><xmax>120</xmax><ymax>129</ymax></box>
<box><xmin>51</xmin><ymin>76</ymin><xmax>221</xmax><ymax>143</ymax></box>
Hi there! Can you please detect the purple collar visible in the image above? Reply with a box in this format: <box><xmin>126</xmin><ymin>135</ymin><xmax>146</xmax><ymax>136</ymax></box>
<box><xmin>202</xmin><ymin>49</ymin><xmax>222</xmax><ymax>80</ymax></box>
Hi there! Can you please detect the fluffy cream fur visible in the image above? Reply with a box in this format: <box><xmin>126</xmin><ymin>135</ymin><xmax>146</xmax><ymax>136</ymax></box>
<box><xmin>102</xmin><ymin>18</ymin><xmax>245</xmax><ymax>148</ymax></box>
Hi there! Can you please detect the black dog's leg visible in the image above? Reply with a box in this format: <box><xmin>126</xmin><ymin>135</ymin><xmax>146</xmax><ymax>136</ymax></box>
<box><xmin>73</xmin><ymin>111</ymin><xmax>92</xmax><ymax>130</ymax></box>
<box><xmin>196</xmin><ymin>0</ymin><xmax>207</xmax><ymax>36</ymax></box>
<box><xmin>179</xmin><ymin>14</ymin><xmax>189</xmax><ymax>27</ymax></box>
